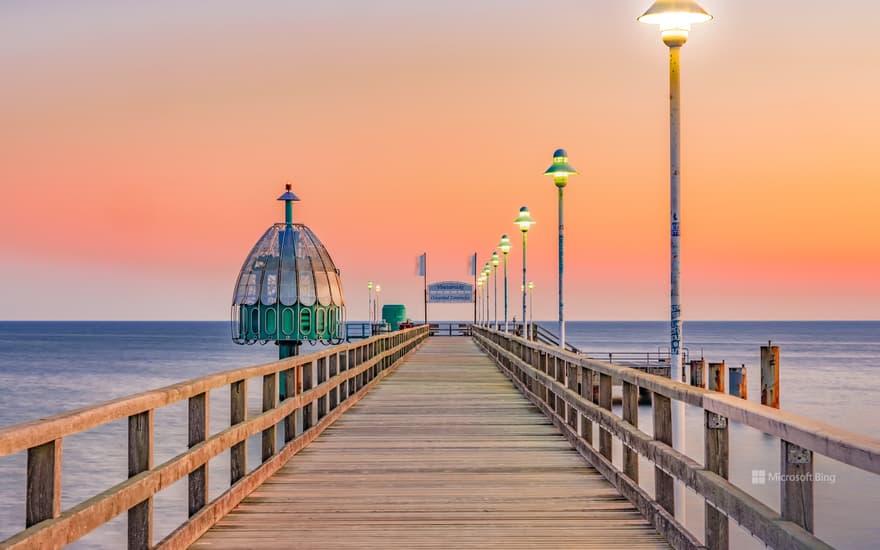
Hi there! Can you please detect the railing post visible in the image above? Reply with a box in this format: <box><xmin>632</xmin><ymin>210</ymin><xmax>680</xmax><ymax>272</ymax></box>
<box><xmin>781</xmin><ymin>440</ymin><xmax>814</xmax><ymax>532</ymax></box>
<box><xmin>622</xmin><ymin>381</ymin><xmax>638</xmax><ymax>483</ymax></box>
<box><xmin>329</xmin><ymin>354</ymin><xmax>338</xmax><ymax>411</ymax></box>
<box><xmin>653</xmin><ymin>392</ymin><xmax>674</xmax><ymax>514</ymax></box>
<box><xmin>579</xmin><ymin>366</ymin><xmax>593</xmax><ymax>445</ymax></box>
<box><xmin>317</xmin><ymin>357</ymin><xmax>327</xmax><ymax>420</ymax></box>
<box><xmin>188</xmin><ymin>392</ymin><xmax>208</xmax><ymax>517</ymax></box>
<box><xmin>128</xmin><ymin>410</ymin><xmax>153</xmax><ymax>550</ymax></box>
<box><xmin>230</xmin><ymin>379</ymin><xmax>247</xmax><ymax>483</ymax></box>
<box><xmin>281</xmin><ymin>368</ymin><xmax>296</xmax><ymax>443</ymax></box>
<box><xmin>262</xmin><ymin>373</ymin><xmax>277</xmax><ymax>461</ymax></box>
<box><xmin>705</xmin><ymin>411</ymin><xmax>729</xmax><ymax>550</ymax></box>
<box><xmin>599</xmin><ymin>373</ymin><xmax>612</xmax><ymax>461</ymax></box>
<box><xmin>566</xmin><ymin>362</ymin><xmax>577</xmax><ymax>431</ymax></box>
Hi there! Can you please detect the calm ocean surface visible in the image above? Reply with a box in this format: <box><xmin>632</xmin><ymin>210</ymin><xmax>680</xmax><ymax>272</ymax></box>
<box><xmin>0</xmin><ymin>321</ymin><xmax>878</xmax><ymax>549</ymax></box>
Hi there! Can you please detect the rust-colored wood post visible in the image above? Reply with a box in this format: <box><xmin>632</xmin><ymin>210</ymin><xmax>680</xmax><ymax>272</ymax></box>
<box><xmin>230</xmin><ymin>379</ymin><xmax>247</xmax><ymax>483</ymax></box>
<box><xmin>708</xmin><ymin>362</ymin><xmax>726</xmax><ymax>394</ymax></box>
<box><xmin>188</xmin><ymin>393</ymin><xmax>208</xmax><ymax>517</ymax></box>
<box><xmin>690</xmin><ymin>359</ymin><xmax>706</xmax><ymax>388</ymax></box>
<box><xmin>599</xmin><ymin>373</ymin><xmax>612</xmax><ymax>461</ymax></box>
<box><xmin>653</xmin><ymin>392</ymin><xmax>674</xmax><ymax>514</ymax></box>
<box><xmin>262</xmin><ymin>373</ymin><xmax>277</xmax><ymax>462</ymax></box>
<box><xmin>729</xmin><ymin>365</ymin><xmax>747</xmax><ymax>400</ymax></box>
<box><xmin>761</xmin><ymin>342</ymin><xmax>780</xmax><ymax>409</ymax></box>
<box><xmin>128</xmin><ymin>410</ymin><xmax>153</xmax><ymax>550</ymax></box>
<box><xmin>26</xmin><ymin>439</ymin><xmax>62</xmax><ymax>527</ymax></box>
<box><xmin>705</xmin><ymin>409</ymin><xmax>729</xmax><ymax>549</ymax></box>
<box><xmin>781</xmin><ymin>440</ymin><xmax>814</xmax><ymax>532</ymax></box>
<box><xmin>622</xmin><ymin>381</ymin><xmax>639</xmax><ymax>483</ymax></box>
<box><xmin>580</xmin><ymin>367</ymin><xmax>593</xmax><ymax>445</ymax></box>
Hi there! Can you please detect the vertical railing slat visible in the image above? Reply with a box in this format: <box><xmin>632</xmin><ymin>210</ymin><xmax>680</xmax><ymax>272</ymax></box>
<box><xmin>128</xmin><ymin>410</ymin><xmax>153</xmax><ymax>550</ymax></box>
<box><xmin>622</xmin><ymin>381</ymin><xmax>639</xmax><ymax>483</ymax></box>
<box><xmin>653</xmin><ymin>392</ymin><xmax>674</xmax><ymax>514</ymax></box>
<box><xmin>188</xmin><ymin>393</ymin><xmax>208</xmax><ymax>517</ymax></box>
<box><xmin>230</xmin><ymin>379</ymin><xmax>247</xmax><ymax>483</ymax></box>
<box><xmin>262</xmin><ymin>373</ymin><xmax>277</xmax><ymax>462</ymax></box>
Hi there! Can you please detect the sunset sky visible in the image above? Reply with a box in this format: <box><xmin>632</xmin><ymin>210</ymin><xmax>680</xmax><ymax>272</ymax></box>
<box><xmin>1</xmin><ymin>0</ymin><xmax>878</xmax><ymax>321</ymax></box>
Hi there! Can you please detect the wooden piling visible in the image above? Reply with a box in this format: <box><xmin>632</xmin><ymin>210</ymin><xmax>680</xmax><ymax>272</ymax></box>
<box><xmin>690</xmin><ymin>359</ymin><xmax>706</xmax><ymax>388</ymax></box>
<box><xmin>729</xmin><ymin>366</ymin><xmax>747</xmax><ymax>400</ymax></box>
<box><xmin>761</xmin><ymin>342</ymin><xmax>780</xmax><ymax>409</ymax></box>
<box><xmin>708</xmin><ymin>362</ymin><xmax>726</xmax><ymax>394</ymax></box>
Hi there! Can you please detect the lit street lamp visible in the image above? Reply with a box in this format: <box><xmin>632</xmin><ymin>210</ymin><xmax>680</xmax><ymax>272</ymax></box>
<box><xmin>514</xmin><ymin>207</ymin><xmax>536</xmax><ymax>338</ymax></box>
<box><xmin>491</xmin><ymin>252</ymin><xmax>500</xmax><ymax>330</ymax></box>
<box><xmin>498</xmin><ymin>235</ymin><xmax>512</xmax><ymax>332</ymax></box>
<box><xmin>544</xmin><ymin>149</ymin><xmax>578</xmax><ymax>350</ymax></box>
<box><xmin>639</xmin><ymin>0</ymin><xmax>712</xmax><ymax>522</ymax></box>
<box><xmin>375</xmin><ymin>285</ymin><xmax>382</xmax><ymax>326</ymax></box>
<box><xmin>476</xmin><ymin>277</ymin><xmax>484</xmax><ymax>325</ymax></box>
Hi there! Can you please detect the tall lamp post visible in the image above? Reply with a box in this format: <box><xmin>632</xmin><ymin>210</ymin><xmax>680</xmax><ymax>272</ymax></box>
<box><xmin>375</xmin><ymin>285</ymin><xmax>382</xmax><ymax>327</ymax></box>
<box><xmin>544</xmin><ymin>149</ymin><xmax>578</xmax><ymax>350</ymax></box>
<box><xmin>514</xmin><ymin>207</ymin><xmax>536</xmax><ymax>338</ymax></box>
<box><xmin>367</xmin><ymin>281</ymin><xmax>373</xmax><ymax>323</ymax></box>
<box><xmin>476</xmin><ymin>278</ymin><xmax>484</xmax><ymax>325</ymax></box>
<box><xmin>491</xmin><ymin>252</ymin><xmax>500</xmax><ymax>330</ymax></box>
<box><xmin>498</xmin><ymin>235</ymin><xmax>512</xmax><ymax>332</ymax></box>
<box><xmin>483</xmin><ymin>264</ymin><xmax>492</xmax><ymax>326</ymax></box>
<box><xmin>639</xmin><ymin>0</ymin><xmax>712</xmax><ymax>523</ymax></box>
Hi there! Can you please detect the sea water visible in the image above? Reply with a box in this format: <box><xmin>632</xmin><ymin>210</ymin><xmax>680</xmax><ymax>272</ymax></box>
<box><xmin>0</xmin><ymin>321</ymin><xmax>877</xmax><ymax>549</ymax></box>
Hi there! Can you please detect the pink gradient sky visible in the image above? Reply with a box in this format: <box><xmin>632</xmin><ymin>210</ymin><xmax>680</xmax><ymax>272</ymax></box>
<box><xmin>1</xmin><ymin>1</ymin><xmax>878</xmax><ymax>320</ymax></box>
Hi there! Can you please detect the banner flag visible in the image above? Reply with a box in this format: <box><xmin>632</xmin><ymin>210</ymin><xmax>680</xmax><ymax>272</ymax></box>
<box><xmin>469</xmin><ymin>253</ymin><xmax>477</xmax><ymax>276</ymax></box>
<box><xmin>417</xmin><ymin>253</ymin><xmax>426</xmax><ymax>276</ymax></box>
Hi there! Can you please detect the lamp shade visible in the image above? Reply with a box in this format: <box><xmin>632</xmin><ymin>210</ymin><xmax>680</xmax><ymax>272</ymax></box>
<box><xmin>544</xmin><ymin>149</ymin><xmax>578</xmax><ymax>185</ymax></box>
<box><xmin>498</xmin><ymin>234</ymin><xmax>512</xmax><ymax>254</ymax></box>
<box><xmin>491</xmin><ymin>251</ymin><xmax>500</xmax><ymax>267</ymax></box>
<box><xmin>514</xmin><ymin>206</ymin><xmax>536</xmax><ymax>232</ymax></box>
<box><xmin>638</xmin><ymin>0</ymin><xmax>712</xmax><ymax>28</ymax></box>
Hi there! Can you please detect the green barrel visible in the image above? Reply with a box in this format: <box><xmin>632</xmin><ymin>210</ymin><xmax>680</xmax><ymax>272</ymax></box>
<box><xmin>381</xmin><ymin>305</ymin><xmax>407</xmax><ymax>331</ymax></box>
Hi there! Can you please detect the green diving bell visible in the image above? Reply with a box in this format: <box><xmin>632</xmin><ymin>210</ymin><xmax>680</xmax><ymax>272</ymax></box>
<box><xmin>231</xmin><ymin>184</ymin><xmax>346</xmax><ymax>350</ymax></box>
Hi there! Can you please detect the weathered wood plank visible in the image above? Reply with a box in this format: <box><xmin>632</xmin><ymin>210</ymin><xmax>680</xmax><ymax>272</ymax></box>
<box><xmin>128</xmin><ymin>410</ymin><xmax>153</xmax><ymax>550</ymax></box>
<box><xmin>262</xmin><ymin>373</ymin><xmax>277</xmax><ymax>462</ymax></box>
<box><xmin>188</xmin><ymin>393</ymin><xmax>208</xmax><ymax>517</ymax></box>
<box><xmin>705</xmin><ymin>411</ymin><xmax>729</xmax><ymax>550</ymax></box>
<box><xmin>192</xmin><ymin>338</ymin><xmax>667</xmax><ymax>550</ymax></box>
<box><xmin>622</xmin><ymin>381</ymin><xmax>639</xmax><ymax>483</ymax></box>
<box><xmin>230</xmin><ymin>379</ymin><xmax>247</xmax><ymax>485</ymax></box>
<box><xmin>26</xmin><ymin>439</ymin><xmax>61</xmax><ymax>527</ymax></box>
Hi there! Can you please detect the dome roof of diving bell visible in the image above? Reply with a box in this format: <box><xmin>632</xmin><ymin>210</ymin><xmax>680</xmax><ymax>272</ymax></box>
<box><xmin>232</xmin><ymin>223</ymin><xmax>345</xmax><ymax>309</ymax></box>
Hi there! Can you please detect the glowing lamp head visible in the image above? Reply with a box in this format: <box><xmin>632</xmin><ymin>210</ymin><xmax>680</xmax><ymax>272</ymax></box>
<box><xmin>528</xmin><ymin>281</ymin><xmax>535</xmax><ymax>290</ymax></box>
<box><xmin>483</xmin><ymin>263</ymin><xmax>491</xmax><ymax>277</ymax></box>
<box><xmin>367</xmin><ymin>281</ymin><xmax>373</xmax><ymax>290</ymax></box>
<box><xmin>638</xmin><ymin>0</ymin><xmax>712</xmax><ymax>46</ymax></box>
<box><xmin>544</xmin><ymin>149</ymin><xmax>579</xmax><ymax>187</ymax></box>
<box><xmin>514</xmin><ymin>206</ymin><xmax>536</xmax><ymax>233</ymax></box>
<box><xmin>375</xmin><ymin>285</ymin><xmax>381</xmax><ymax>293</ymax></box>
<box><xmin>491</xmin><ymin>251</ymin><xmax>500</xmax><ymax>267</ymax></box>
<box><xmin>498</xmin><ymin>234</ymin><xmax>512</xmax><ymax>255</ymax></box>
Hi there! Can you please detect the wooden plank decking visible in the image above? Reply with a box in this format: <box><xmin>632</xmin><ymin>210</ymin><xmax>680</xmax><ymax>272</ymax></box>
<box><xmin>193</xmin><ymin>338</ymin><xmax>668</xmax><ymax>549</ymax></box>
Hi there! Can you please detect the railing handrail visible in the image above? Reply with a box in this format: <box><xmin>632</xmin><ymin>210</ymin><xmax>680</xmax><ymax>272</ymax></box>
<box><xmin>480</xmin><ymin>327</ymin><xmax>880</xmax><ymax>474</ymax></box>
<box><xmin>0</xmin><ymin>325</ymin><xmax>429</xmax><ymax>550</ymax></box>
<box><xmin>0</xmin><ymin>329</ymin><xmax>420</xmax><ymax>457</ymax></box>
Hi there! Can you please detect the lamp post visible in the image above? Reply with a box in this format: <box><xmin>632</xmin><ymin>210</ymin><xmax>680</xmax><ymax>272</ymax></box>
<box><xmin>527</xmin><ymin>281</ymin><xmax>535</xmax><ymax>336</ymax></box>
<box><xmin>491</xmin><ymin>252</ymin><xmax>500</xmax><ymax>330</ymax></box>
<box><xmin>483</xmin><ymin>264</ymin><xmax>491</xmax><ymax>326</ymax></box>
<box><xmin>498</xmin><ymin>234</ymin><xmax>512</xmax><ymax>332</ymax></box>
<box><xmin>514</xmin><ymin>207</ymin><xmax>536</xmax><ymax>338</ymax></box>
<box><xmin>544</xmin><ymin>149</ymin><xmax>578</xmax><ymax>350</ymax></box>
<box><xmin>367</xmin><ymin>281</ymin><xmax>373</xmax><ymax>324</ymax></box>
<box><xmin>476</xmin><ymin>278</ymin><xmax>484</xmax><ymax>325</ymax></box>
<box><xmin>375</xmin><ymin>285</ymin><xmax>382</xmax><ymax>327</ymax></box>
<box><xmin>639</xmin><ymin>0</ymin><xmax>712</xmax><ymax>523</ymax></box>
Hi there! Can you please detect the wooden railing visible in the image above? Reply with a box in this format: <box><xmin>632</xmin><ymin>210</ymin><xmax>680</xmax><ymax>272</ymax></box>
<box><xmin>0</xmin><ymin>325</ymin><xmax>428</xmax><ymax>550</ymax></box>
<box><xmin>472</xmin><ymin>326</ymin><xmax>880</xmax><ymax>550</ymax></box>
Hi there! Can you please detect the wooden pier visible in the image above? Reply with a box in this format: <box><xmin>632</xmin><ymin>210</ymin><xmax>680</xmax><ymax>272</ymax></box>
<box><xmin>193</xmin><ymin>338</ymin><xmax>666</xmax><ymax>549</ymax></box>
<box><xmin>1</xmin><ymin>325</ymin><xmax>879</xmax><ymax>549</ymax></box>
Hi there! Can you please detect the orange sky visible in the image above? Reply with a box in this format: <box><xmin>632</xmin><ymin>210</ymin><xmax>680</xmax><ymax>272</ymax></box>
<box><xmin>1</xmin><ymin>1</ymin><xmax>878</xmax><ymax>320</ymax></box>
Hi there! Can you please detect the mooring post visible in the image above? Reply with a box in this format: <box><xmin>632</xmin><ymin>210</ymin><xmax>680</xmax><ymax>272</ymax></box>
<box><xmin>708</xmin><ymin>362</ymin><xmax>726</xmax><ymax>394</ymax></box>
<box><xmin>690</xmin><ymin>359</ymin><xmax>706</xmax><ymax>388</ymax></box>
<box><xmin>761</xmin><ymin>341</ymin><xmax>780</xmax><ymax>409</ymax></box>
<box><xmin>729</xmin><ymin>365</ymin><xmax>747</xmax><ymax>400</ymax></box>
